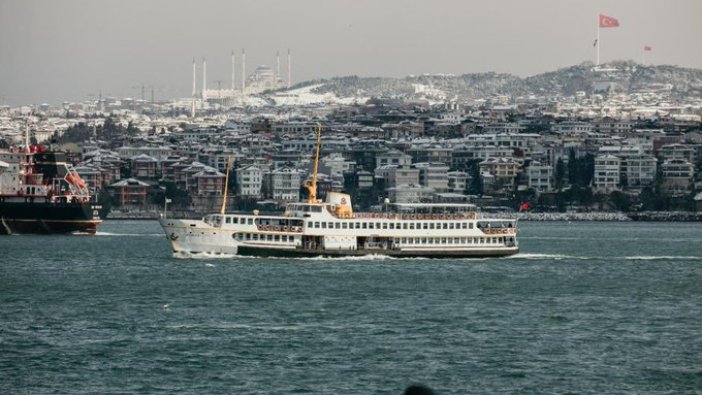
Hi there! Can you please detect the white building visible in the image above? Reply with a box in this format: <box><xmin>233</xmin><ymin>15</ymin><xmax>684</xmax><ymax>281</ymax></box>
<box><xmin>414</xmin><ymin>162</ymin><xmax>449</xmax><ymax>192</ymax></box>
<box><xmin>624</xmin><ymin>155</ymin><xmax>657</xmax><ymax>188</ymax></box>
<box><xmin>236</xmin><ymin>165</ymin><xmax>263</xmax><ymax>197</ymax></box>
<box><xmin>594</xmin><ymin>154</ymin><xmax>621</xmax><ymax>192</ymax></box>
<box><xmin>526</xmin><ymin>161</ymin><xmax>553</xmax><ymax>192</ymax></box>
<box><xmin>374</xmin><ymin>165</ymin><xmax>420</xmax><ymax>189</ymax></box>
<box><xmin>265</xmin><ymin>167</ymin><xmax>303</xmax><ymax>201</ymax></box>
<box><xmin>447</xmin><ymin>171</ymin><xmax>468</xmax><ymax>193</ymax></box>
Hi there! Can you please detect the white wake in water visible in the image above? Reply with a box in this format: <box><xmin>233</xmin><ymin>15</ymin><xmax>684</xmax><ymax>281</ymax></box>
<box><xmin>624</xmin><ymin>255</ymin><xmax>702</xmax><ymax>261</ymax></box>
<box><xmin>507</xmin><ymin>253</ymin><xmax>590</xmax><ymax>260</ymax></box>
<box><xmin>173</xmin><ymin>251</ymin><xmax>238</xmax><ymax>259</ymax></box>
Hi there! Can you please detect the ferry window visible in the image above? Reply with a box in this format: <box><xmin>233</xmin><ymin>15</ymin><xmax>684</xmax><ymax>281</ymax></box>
<box><xmin>369</xmin><ymin>223</ymin><xmax>374</xmax><ymax>229</ymax></box>
<box><xmin>282</xmin><ymin>235</ymin><xmax>287</xmax><ymax>242</ymax></box>
<box><xmin>267</xmin><ymin>235</ymin><xmax>273</xmax><ymax>241</ymax></box>
<box><xmin>401</xmin><ymin>237</ymin><xmax>407</xmax><ymax>243</ymax></box>
<box><xmin>226</xmin><ymin>217</ymin><xmax>231</xmax><ymax>224</ymax></box>
<box><xmin>252</xmin><ymin>234</ymin><xmax>259</xmax><ymax>240</ymax></box>
<box><xmin>409</xmin><ymin>223</ymin><xmax>414</xmax><ymax>230</ymax></box>
<box><xmin>403</xmin><ymin>223</ymin><xmax>408</xmax><ymax>230</ymax></box>
<box><xmin>429</xmin><ymin>223</ymin><xmax>435</xmax><ymax>229</ymax></box>
<box><xmin>448</xmin><ymin>238</ymin><xmax>453</xmax><ymax>244</ymax></box>
<box><xmin>274</xmin><ymin>235</ymin><xmax>280</xmax><ymax>242</ymax></box>
<box><xmin>245</xmin><ymin>233</ymin><xmax>251</xmax><ymax>240</ymax></box>
<box><xmin>441</xmin><ymin>238</ymin><xmax>447</xmax><ymax>244</ymax></box>
<box><xmin>461</xmin><ymin>223</ymin><xmax>467</xmax><ymax>229</ymax></box>
<box><xmin>454</xmin><ymin>237</ymin><xmax>459</xmax><ymax>244</ymax></box>
<box><xmin>313</xmin><ymin>206</ymin><xmax>322</xmax><ymax>212</ymax></box>
<box><xmin>232</xmin><ymin>233</ymin><xmax>237</xmax><ymax>239</ymax></box>
<box><xmin>247</xmin><ymin>218</ymin><xmax>253</xmax><ymax>225</ymax></box>
<box><xmin>382</xmin><ymin>223</ymin><xmax>388</xmax><ymax>229</ymax></box>
<box><xmin>375</xmin><ymin>222</ymin><xmax>380</xmax><ymax>229</ymax></box>
<box><xmin>307</xmin><ymin>221</ymin><xmax>313</xmax><ymax>228</ymax></box>
<box><xmin>313</xmin><ymin>221</ymin><xmax>319</xmax><ymax>228</ymax></box>
<box><xmin>362</xmin><ymin>223</ymin><xmax>367</xmax><ymax>229</ymax></box>
<box><xmin>389</xmin><ymin>223</ymin><xmax>395</xmax><ymax>230</ymax></box>
<box><xmin>480</xmin><ymin>238</ymin><xmax>485</xmax><ymax>244</ymax></box>
<box><xmin>414</xmin><ymin>222</ymin><xmax>420</xmax><ymax>229</ymax></box>
<box><xmin>328</xmin><ymin>222</ymin><xmax>334</xmax><ymax>229</ymax></box>
<box><xmin>469</xmin><ymin>223</ymin><xmax>474</xmax><ymax>229</ymax></box>
<box><xmin>423</xmin><ymin>223</ymin><xmax>428</xmax><ymax>230</ymax></box>
<box><xmin>321</xmin><ymin>222</ymin><xmax>327</xmax><ymax>229</ymax></box>
<box><xmin>232</xmin><ymin>217</ymin><xmax>238</xmax><ymax>224</ymax></box>
<box><xmin>342</xmin><ymin>223</ymin><xmax>348</xmax><ymax>229</ymax></box>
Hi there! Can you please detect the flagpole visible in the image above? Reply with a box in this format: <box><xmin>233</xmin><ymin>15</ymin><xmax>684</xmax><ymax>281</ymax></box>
<box><xmin>596</xmin><ymin>15</ymin><xmax>600</xmax><ymax>66</ymax></box>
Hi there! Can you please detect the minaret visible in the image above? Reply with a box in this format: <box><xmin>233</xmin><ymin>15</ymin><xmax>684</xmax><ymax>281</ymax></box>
<box><xmin>232</xmin><ymin>49</ymin><xmax>241</xmax><ymax>93</ymax></box>
<box><xmin>241</xmin><ymin>49</ymin><xmax>246</xmax><ymax>94</ymax></box>
<box><xmin>276</xmin><ymin>50</ymin><xmax>281</xmax><ymax>87</ymax></box>
<box><xmin>202</xmin><ymin>57</ymin><xmax>207</xmax><ymax>103</ymax></box>
<box><xmin>287</xmin><ymin>49</ymin><xmax>291</xmax><ymax>89</ymax></box>
<box><xmin>191</xmin><ymin>57</ymin><xmax>196</xmax><ymax>118</ymax></box>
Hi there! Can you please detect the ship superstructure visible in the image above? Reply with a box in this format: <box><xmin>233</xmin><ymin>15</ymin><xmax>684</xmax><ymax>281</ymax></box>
<box><xmin>0</xmin><ymin>146</ymin><xmax>102</xmax><ymax>234</ymax></box>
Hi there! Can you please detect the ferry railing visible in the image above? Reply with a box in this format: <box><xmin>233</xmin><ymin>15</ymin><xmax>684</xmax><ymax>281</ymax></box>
<box><xmin>256</xmin><ymin>224</ymin><xmax>303</xmax><ymax>233</ymax></box>
<box><xmin>326</xmin><ymin>207</ymin><xmax>478</xmax><ymax>221</ymax></box>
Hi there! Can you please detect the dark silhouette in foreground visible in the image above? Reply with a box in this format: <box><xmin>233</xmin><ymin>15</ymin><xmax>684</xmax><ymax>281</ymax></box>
<box><xmin>404</xmin><ymin>384</ymin><xmax>436</xmax><ymax>395</ymax></box>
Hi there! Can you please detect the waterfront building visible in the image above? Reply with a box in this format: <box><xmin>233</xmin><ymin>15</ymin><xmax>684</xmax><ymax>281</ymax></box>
<box><xmin>661</xmin><ymin>159</ymin><xmax>694</xmax><ymax>196</ymax></box>
<box><xmin>526</xmin><ymin>161</ymin><xmax>553</xmax><ymax>192</ymax></box>
<box><xmin>594</xmin><ymin>154</ymin><xmax>621</xmax><ymax>192</ymax></box>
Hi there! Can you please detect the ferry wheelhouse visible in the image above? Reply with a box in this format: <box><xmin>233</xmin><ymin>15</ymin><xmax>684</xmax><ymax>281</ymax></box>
<box><xmin>160</xmin><ymin>124</ymin><xmax>518</xmax><ymax>257</ymax></box>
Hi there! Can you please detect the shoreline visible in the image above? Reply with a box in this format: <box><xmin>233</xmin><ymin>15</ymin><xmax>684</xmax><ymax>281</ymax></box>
<box><xmin>104</xmin><ymin>211</ymin><xmax>702</xmax><ymax>222</ymax></box>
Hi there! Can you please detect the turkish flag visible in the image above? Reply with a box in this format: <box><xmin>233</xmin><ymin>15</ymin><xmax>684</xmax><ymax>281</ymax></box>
<box><xmin>599</xmin><ymin>14</ymin><xmax>620</xmax><ymax>28</ymax></box>
<box><xmin>644</xmin><ymin>46</ymin><xmax>652</xmax><ymax>51</ymax></box>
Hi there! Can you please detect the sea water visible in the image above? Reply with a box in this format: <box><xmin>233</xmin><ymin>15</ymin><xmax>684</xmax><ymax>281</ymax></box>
<box><xmin>1</xmin><ymin>221</ymin><xmax>700</xmax><ymax>394</ymax></box>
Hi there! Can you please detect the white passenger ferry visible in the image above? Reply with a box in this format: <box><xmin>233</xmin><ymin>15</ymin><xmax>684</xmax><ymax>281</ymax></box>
<box><xmin>160</xmin><ymin>126</ymin><xmax>518</xmax><ymax>258</ymax></box>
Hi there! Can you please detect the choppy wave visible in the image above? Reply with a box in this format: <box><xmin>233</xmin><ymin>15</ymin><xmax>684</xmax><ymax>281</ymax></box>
<box><xmin>624</xmin><ymin>255</ymin><xmax>702</xmax><ymax>261</ymax></box>
<box><xmin>507</xmin><ymin>253</ymin><xmax>590</xmax><ymax>260</ymax></box>
<box><xmin>94</xmin><ymin>231</ymin><xmax>164</xmax><ymax>237</ymax></box>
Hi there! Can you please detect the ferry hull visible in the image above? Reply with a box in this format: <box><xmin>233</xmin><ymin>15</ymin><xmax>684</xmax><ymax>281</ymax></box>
<box><xmin>235</xmin><ymin>245</ymin><xmax>519</xmax><ymax>258</ymax></box>
<box><xmin>160</xmin><ymin>219</ymin><xmax>518</xmax><ymax>258</ymax></box>
<box><xmin>160</xmin><ymin>218</ymin><xmax>239</xmax><ymax>255</ymax></box>
<box><xmin>0</xmin><ymin>201</ymin><xmax>101</xmax><ymax>235</ymax></box>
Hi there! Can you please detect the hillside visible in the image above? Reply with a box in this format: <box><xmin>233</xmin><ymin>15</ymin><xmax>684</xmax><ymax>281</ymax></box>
<box><xmin>281</xmin><ymin>62</ymin><xmax>702</xmax><ymax>102</ymax></box>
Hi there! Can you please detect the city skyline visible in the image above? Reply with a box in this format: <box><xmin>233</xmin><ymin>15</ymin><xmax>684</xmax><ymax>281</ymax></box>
<box><xmin>1</xmin><ymin>0</ymin><xmax>701</xmax><ymax>105</ymax></box>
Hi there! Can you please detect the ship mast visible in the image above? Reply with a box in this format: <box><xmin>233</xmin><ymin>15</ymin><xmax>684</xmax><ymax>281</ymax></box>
<box><xmin>220</xmin><ymin>155</ymin><xmax>232</xmax><ymax>215</ymax></box>
<box><xmin>305</xmin><ymin>123</ymin><xmax>322</xmax><ymax>203</ymax></box>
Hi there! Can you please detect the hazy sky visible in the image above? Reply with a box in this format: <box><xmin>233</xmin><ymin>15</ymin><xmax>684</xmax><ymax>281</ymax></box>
<box><xmin>1</xmin><ymin>0</ymin><xmax>701</xmax><ymax>105</ymax></box>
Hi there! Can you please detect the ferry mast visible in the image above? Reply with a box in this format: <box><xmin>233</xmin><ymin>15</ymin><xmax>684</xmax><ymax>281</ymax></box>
<box><xmin>304</xmin><ymin>123</ymin><xmax>322</xmax><ymax>203</ymax></box>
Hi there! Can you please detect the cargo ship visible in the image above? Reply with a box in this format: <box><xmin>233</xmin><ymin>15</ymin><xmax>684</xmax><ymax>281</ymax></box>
<box><xmin>160</xmin><ymin>125</ymin><xmax>518</xmax><ymax>258</ymax></box>
<box><xmin>0</xmin><ymin>145</ymin><xmax>102</xmax><ymax>235</ymax></box>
